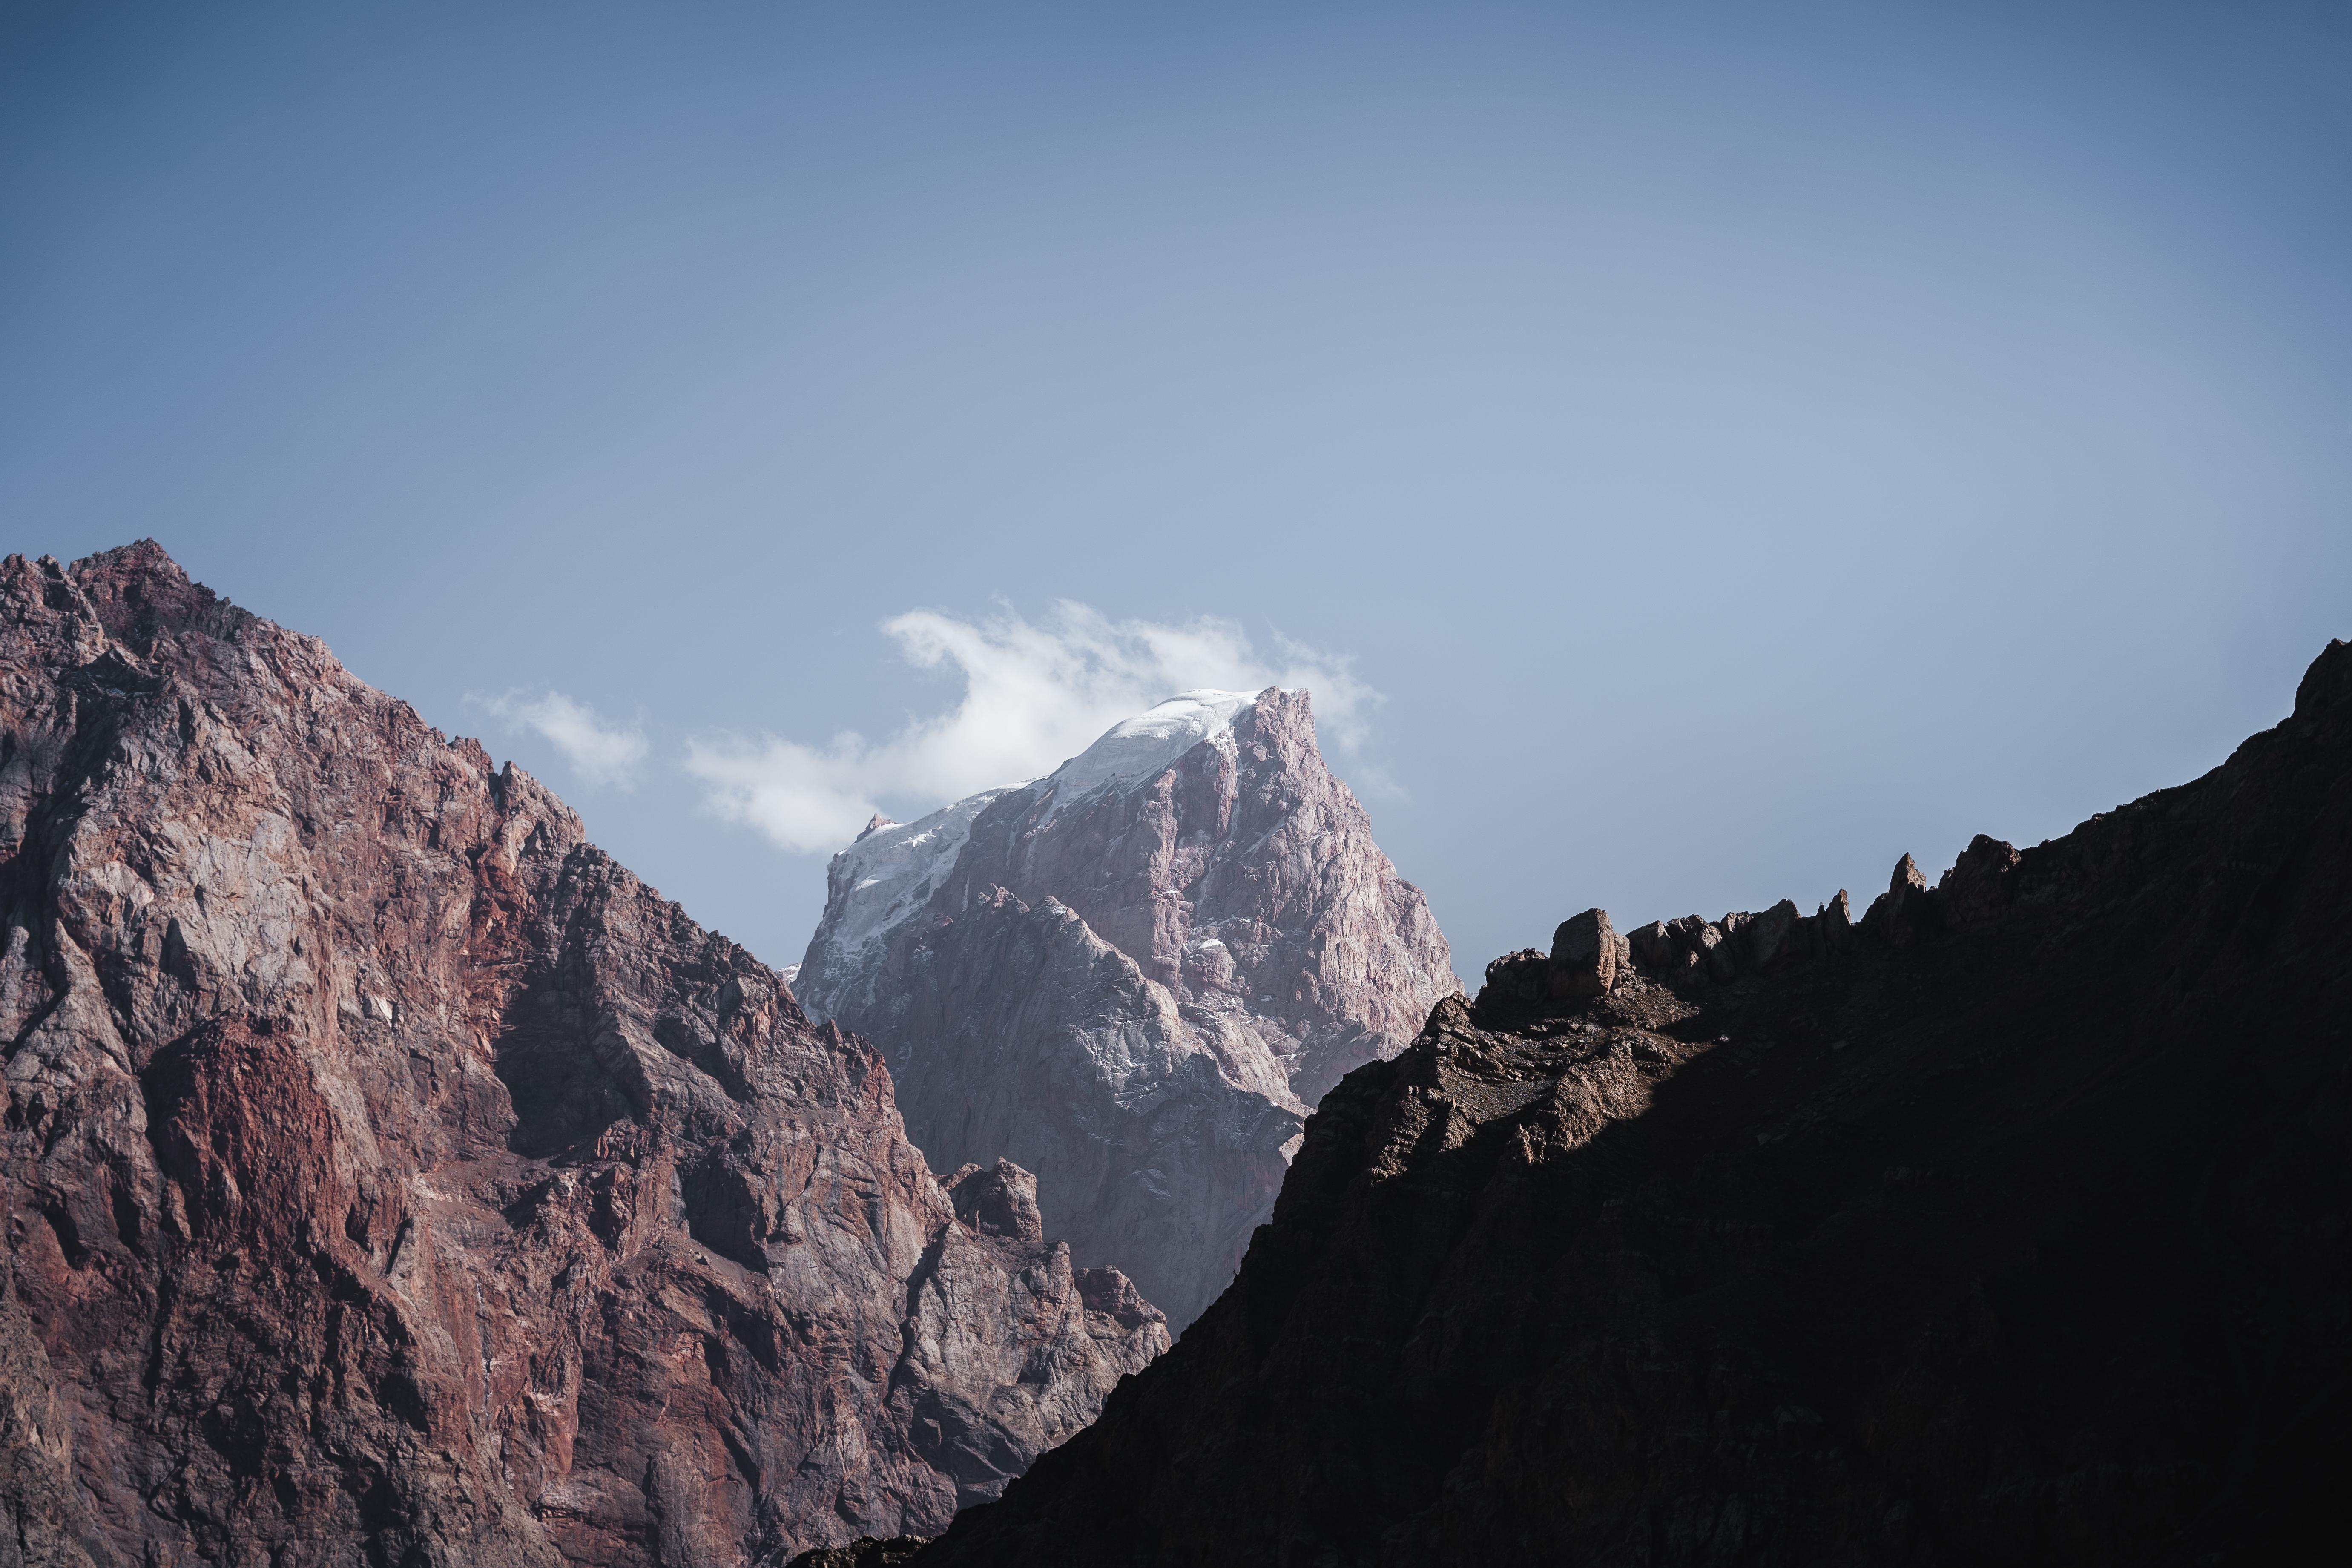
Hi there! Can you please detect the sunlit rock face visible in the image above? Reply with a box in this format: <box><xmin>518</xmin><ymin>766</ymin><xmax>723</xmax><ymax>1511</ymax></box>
<box><xmin>797</xmin><ymin>687</ymin><xmax>1456</xmax><ymax>1329</ymax></box>
<box><xmin>0</xmin><ymin>542</ymin><xmax>1166</xmax><ymax>1568</ymax></box>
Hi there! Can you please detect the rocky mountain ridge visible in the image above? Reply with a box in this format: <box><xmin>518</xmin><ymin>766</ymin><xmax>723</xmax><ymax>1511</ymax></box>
<box><xmin>0</xmin><ymin>543</ymin><xmax>1166</xmax><ymax>1568</ymax></box>
<box><xmin>795</xmin><ymin>688</ymin><xmax>1455</xmax><ymax>1328</ymax></box>
<box><xmin>899</xmin><ymin>638</ymin><xmax>2352</xmax><ymax>1566</ymax></box>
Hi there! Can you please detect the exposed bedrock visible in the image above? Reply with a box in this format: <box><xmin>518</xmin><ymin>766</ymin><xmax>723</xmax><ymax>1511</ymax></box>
<box><xmin>797</xmin><ymin>687</ymin><xmax>1455</xmax><ymax>1329</ymax></box>
<box><xmin>0</xmin><ymin>543</ymin><xmax>1166</xmax><ymax>1568</ymax></box>
<box><xmin>910</xmin><ymin>640</ymin><xmax>2352</xmax><ymax>1567</ymax></box>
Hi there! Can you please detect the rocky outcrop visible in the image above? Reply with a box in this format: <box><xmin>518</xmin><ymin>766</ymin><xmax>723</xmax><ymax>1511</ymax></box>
<box><xmin>910</xmin><ymin>640</ymin><xmax>2352</xmax><ymax>1566</ymax></box>
<box><xmin>1547</xmin><ymin>907</ymin><xmax>1618</xmax><ymax>998</ymax></box>
<box><xmin>796</xmin><ymin>690</ymin><xmax>1454</xmax><ymax>1330</ymax></box>
<box><xmin>0</xmin><ymin>543</ymin><xmax>1166</xmax><ymax>1568</ymax></box>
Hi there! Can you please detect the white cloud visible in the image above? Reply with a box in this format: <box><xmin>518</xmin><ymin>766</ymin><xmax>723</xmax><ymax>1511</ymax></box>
<box><xmin>470</xmin><ymin>689</ymin><xmax>649</xmax><ymax>791</ymax></box>
<box><xmin>683</xmin><ymin>602</ymin><xmax>1387</xmax><ymax>856</ymax></box>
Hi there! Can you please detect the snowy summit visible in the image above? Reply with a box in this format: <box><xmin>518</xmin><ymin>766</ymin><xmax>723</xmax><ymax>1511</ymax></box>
<box><xmin>1037</xmin><ymin>689</ymin><xmax>1264</xmax><ymax>822</ymax></box>
<box><xmin>795</xmin><ymin>689</ymin><xmax>1271</xmax><ymax>1017</ymax></box>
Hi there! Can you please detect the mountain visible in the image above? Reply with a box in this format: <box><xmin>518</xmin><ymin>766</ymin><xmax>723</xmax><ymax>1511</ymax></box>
<box><xmin>0</xmin><ymin>543</ymin><xmax>1166</xmax><ymax>1568</ymax></box>
<box><xmin>901</xmin><ymin>640</ymin><xmax>2352</xmax><ymax>1566</ymax></box>
<box><xmin>795</xmin><ymin>689</ymin><xmax>1456</xmax><ymax>1328</ymax></box>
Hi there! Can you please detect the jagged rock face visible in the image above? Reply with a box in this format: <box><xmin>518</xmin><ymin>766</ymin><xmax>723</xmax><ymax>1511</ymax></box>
<box><xmin>913</xmin><ymin>641</ymin><xmax>2352</xmax><ymax>1566</ymax></box>
<box><xmin>0</xmin><ymin>544</ymin><xmax>1166</xmax><ymax>1568</ymax></box>
<box><xmin>796</xmin><ymin>690</ymin><xmax>1455</xmax><ymax>1329</ymax></box>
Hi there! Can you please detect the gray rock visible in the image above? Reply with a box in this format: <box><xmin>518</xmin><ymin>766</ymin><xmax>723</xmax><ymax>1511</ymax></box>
<box><xmin>796</xmin><ymin>690</ymin><xmax>1450</xmax><ymax>1329</ymax></box>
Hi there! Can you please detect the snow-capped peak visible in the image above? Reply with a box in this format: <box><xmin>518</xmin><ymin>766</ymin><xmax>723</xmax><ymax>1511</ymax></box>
<box><xmin>800</xmin><ymin>789</ymin><xmax>1011</xmax><ymax>1017</ymax></box>
<box><xmin>1038</xmin><ymin>689</ymin><xmax>1266</xmax><ymax>821</ymax></box>
<box><xmin>796</xmin><ymin>689</ymin><xmax>1273</xmax><ymax>1021</ymax></box>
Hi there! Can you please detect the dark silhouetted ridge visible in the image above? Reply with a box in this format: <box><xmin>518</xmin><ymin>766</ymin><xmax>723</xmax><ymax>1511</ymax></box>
<box><xmin>905</xmin><ymin>638</ymin><xmax>2352</xmax><ymax>1568</ymax></box>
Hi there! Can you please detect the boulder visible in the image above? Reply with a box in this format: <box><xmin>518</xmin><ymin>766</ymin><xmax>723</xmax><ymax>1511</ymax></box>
<box><xmin>1548</xmin><ymin>909</ymin><xmax>1619</xmax><ymax>998</ymax></box>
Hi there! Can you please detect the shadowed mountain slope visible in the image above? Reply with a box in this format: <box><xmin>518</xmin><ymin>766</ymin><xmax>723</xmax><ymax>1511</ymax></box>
<box><xmin>906</xmin><ymin>639</ymin><xmax>2352</xmax><ymax>1567</ymax></box>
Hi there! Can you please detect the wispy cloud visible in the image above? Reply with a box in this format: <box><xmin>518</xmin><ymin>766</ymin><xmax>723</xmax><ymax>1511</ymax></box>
<box><xmin>684</xmin><ymin>603</ymin><xmax>1387</xmax><ymax>856</ymax></box>
<box><xmin>469</xmin><ymin>689</ymin><xmax>649</xmax><ymax>791</ymax></box>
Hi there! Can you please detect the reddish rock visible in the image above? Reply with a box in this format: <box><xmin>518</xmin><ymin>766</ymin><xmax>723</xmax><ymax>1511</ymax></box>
<box><xmin>0</xmin><ymin>544</ymin><xmax>1166</xmax><ymax>1568</ymax></box>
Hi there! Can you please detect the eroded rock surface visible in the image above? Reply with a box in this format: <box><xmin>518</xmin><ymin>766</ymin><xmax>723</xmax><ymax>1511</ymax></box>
<box><xmin>913</xmin><ymin>641</ymin><xmax>2352</xmax><ymax>1566</ymax></box>
<box><xmin>797</xmin><ymin>689</ymin><xmax>1453</xmax><ymax>1328</ymax></box>
<box><xmin>0</xmin><ymin>543</ymin><xmax>1166</xmax><ymax>1568</ymax></box>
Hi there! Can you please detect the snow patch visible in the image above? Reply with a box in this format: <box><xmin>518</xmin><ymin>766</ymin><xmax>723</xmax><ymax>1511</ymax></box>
<box><xmin>802</xmin><ymin>788</ymin><xmax>1014</xmax><ymax>1013</ymax></box>
<box><xmin>1039</xmin><ymin>689</ymin><xmax>1265</xmax><ymax>823</ymax></box>
<box><xmin>799</xmin><ymin>687</ymin><xmax>1272</xmax><ymax>1019</ymax></box>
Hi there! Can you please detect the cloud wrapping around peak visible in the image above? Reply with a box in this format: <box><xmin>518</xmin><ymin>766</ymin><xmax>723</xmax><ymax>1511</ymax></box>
<box><xmin>471</xmin><ymin>689</ymin><xmax>649</xmax><ymax>791</ymax></box>
<box><xmin>684</xmin><ymin>603</ymin><xmax>1385</xmax><ymax>856</ymax></box>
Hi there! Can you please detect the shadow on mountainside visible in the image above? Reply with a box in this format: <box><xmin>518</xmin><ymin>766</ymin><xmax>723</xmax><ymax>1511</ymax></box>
<box><xmin>876</xmin><ymin>639</ymin><xmax>2352</xmax><ymax>1568</ymax></box>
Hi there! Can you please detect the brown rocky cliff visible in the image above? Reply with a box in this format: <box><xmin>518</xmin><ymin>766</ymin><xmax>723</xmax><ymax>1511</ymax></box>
<box><xmin>0</xmin><ymin>543</ymin><xmax>1166</xmax><ymax>1568</ymax></box>
<box><xmin>910</xmin><ymin>640</ymin><xmax>2352</xmax><ymax>1566</ymax></box>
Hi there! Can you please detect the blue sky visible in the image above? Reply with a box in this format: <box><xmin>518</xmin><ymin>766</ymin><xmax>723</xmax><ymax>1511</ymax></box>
<box><xmin>4</xmin><ymin>1</ymin><xmax>2347</xmax><ymax>981</ymax></box>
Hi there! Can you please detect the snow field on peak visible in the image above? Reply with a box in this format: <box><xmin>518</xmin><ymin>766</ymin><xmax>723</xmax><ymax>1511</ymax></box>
<box><xmin>1039</xmin><ymin>689</ymin><xmax>1266</xmax><ymax>823</ymax></box>
<box><xmin>804</xmin><ymin>787</ymin><xmax>1013</xmax><ymax>1008</ymax></box>
<box><xmin>801</xmin><ymin>688</ymin><xmax>1273</xmax><ymax>1017</ymax></box>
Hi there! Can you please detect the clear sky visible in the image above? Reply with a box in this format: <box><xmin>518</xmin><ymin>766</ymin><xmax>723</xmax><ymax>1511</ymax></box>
<box><xmin>5</xmin><ymin>0</ymin><xmax>2347</xmax><ymax>984</ymax></box>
